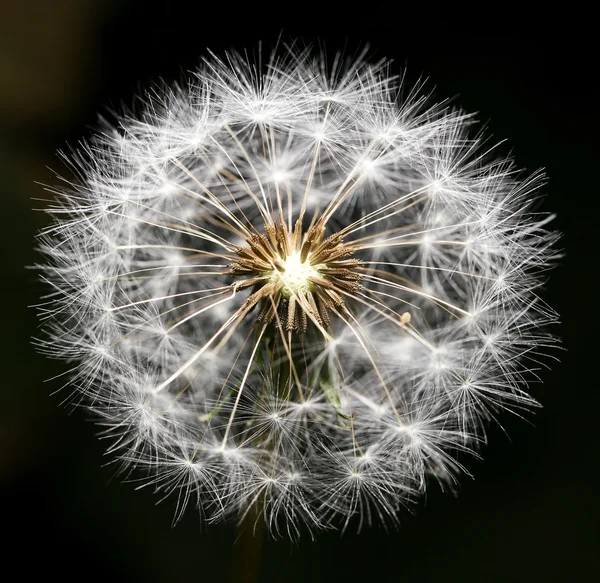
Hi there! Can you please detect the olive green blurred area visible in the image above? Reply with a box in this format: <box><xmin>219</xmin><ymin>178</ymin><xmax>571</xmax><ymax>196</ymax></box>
<box><xmin>1</xmin><ymin>2</ymin><xmax>595</xmax><ymax>581</ymax></box>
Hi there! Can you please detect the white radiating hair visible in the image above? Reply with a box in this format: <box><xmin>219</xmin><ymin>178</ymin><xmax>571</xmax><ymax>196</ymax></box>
<box><xmin>36</xmin><ymin>45</ymin><xmax>559</xmax><ymax>537</ymax></box>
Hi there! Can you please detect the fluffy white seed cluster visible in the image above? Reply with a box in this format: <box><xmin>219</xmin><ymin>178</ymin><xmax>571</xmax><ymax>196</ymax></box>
<box><xmin>36</xmin><ymin>47</ymin><xmax>559</xmax><ymax>536</ymax></box>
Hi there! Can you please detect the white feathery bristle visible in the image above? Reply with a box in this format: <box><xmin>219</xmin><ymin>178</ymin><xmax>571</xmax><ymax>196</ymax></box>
<box><xmin>35</xmin><ymin>45</ymin><xmax>560</xmax><ymax>535</ymax></box>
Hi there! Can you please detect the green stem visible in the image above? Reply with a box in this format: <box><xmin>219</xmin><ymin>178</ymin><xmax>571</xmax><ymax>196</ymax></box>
<box><xmin>229</xmin><ymin>503</ymin><xmax>266</xmax><ymax>583</ymax></box>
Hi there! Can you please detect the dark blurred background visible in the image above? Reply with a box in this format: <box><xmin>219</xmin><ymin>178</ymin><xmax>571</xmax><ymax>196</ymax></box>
<box><xmin>1</xmin><ymin>2</ymin><xmax>595</xmax><ymax>581</ymax></box>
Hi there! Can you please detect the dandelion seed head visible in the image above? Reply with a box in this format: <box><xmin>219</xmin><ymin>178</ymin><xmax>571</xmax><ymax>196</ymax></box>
<box><xmin>35</xmin><ymin>44</ymin><xmax>559</xmax><ymax>536</ymax></box>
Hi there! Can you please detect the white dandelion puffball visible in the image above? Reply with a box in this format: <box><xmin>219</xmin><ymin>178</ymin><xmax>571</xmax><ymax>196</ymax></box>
<box><xmin>36</xmin><ymin>47</ymin><xmax>559</xmax><ymax>535</ymax></box>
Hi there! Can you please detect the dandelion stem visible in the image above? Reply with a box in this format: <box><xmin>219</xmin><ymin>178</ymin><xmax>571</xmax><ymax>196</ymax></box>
<box><xmin>229</xmin><ymin>497</ymin><xmax>266</xmax><ymax>583</ymax></box>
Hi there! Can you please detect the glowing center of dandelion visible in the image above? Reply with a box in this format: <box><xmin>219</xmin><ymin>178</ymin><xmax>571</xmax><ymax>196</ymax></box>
<box><xmin>270</xmin><ymin>252</ymin><xmax>324</xmax><ymax>298</ymax></box>
<box><xmin>228</xmin><ymin>218</ymin><xmax>363</xmax><ymax>333</ymax></box>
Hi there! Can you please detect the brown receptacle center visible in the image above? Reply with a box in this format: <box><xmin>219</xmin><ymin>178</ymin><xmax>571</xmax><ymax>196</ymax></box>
<box><xmin>228</xmin><ymin>218</ymin><xmax>362</xmax><ymax>333</ymax></box>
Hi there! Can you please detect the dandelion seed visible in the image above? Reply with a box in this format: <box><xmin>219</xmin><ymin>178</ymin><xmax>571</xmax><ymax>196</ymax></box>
<box><xmin>35</xmin><ymin>45</ymin><xmax>560</xmax><ymax>535</ymax></box>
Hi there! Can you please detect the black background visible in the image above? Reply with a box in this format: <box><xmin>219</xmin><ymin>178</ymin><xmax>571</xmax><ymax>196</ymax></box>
<box><xmin>1</xmin><ymin>2</ymin><xmax>595</xmax><ymax>581</ymax></box>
